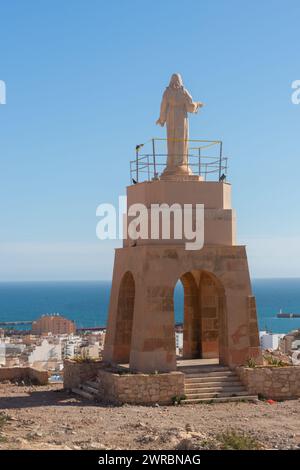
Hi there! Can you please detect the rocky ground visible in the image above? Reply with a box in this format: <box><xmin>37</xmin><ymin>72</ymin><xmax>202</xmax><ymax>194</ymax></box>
<box><xmin>0</xmin><ymin>382</ymin><xmax>300</xmax><ymax>450</ymax></box>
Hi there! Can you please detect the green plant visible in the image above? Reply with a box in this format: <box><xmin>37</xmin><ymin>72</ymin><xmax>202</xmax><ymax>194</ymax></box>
<box><xmin>0</xmin><ymin>413</ymin><xmax>10</xmax><ymax>443</ymax></box>
<box><xmin>258</xmin><ymin>393</ymin><xmax>267</xmax><ymax>401</ymax></box>
<box><xmin>0</xmin><ymin>413</ymin><xmax>10</xmax><ymax>429</ymax></box>
<box><xmin>263</xmin><ymin>355</ymin><xmax>286</xmax><ymax>367</ymax></box>
<box><xmin>199</xmin><ymin>438</ymin><xmax>218</xmax><ymax>450</ymax></box>
<box><xmin>72</xmin><ymin>355</ymin><xmax>98</xmax><ymax>364</ymax></box>
<box><xmin>171</xmin><ymin>394</ymin><xmax>187</xmax><ymax>405</ymax></box>
<box><xmin>245</xmin><ymin>357</ymin><xmax>257</xmax><ymax>368</ymax></box>
<box><xmin>217</xmin><ymin>430</ymin><xmax>261</xmax><ymax>450</ymax></box>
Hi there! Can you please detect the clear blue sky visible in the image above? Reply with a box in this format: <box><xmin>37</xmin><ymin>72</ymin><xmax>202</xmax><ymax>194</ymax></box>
<box><xmin>0</xmin><ymin>0</ymin><xmax>299</xmax><ymax>280</ymax></box>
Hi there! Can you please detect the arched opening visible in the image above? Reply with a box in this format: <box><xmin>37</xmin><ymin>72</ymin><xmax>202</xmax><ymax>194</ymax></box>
<box><xmin>112</xmin><ymin>271</ymin><xmax>135</xmax><ymax>363</ymax></box>
<box><xmin>174</xmin><ymin>270</ymin><xmax>226</xmax><ymax>364</ymax></box>
<box><xmin>174</xmin><ymin>280</ymin><xmax>184</xmax><ymax>357</ymax></box>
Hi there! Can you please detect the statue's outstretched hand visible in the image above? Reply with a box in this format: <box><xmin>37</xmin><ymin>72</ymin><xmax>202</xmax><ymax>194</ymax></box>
<box><xmin>156</xmin><ymin>119</ymin><xmax>165</xmax><ymax>127</ymax></box>
<box><xmin>197</xmin><ymin>102</ymin><xmax>204</xmax><ymax>108</ymax></box>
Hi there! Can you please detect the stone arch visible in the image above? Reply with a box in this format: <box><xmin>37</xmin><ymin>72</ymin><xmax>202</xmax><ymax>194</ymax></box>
<box><xmin>112</xmin><ymin>271</ymin><xmax>135</xmax><ymax>363</ymax></box>
<box><xmin>176</xmin><ymin>269</ymin><xmax>227</xmax><ymax>364</ymax></box>
<box><xmin>180</xmin><ymin>272</ymin><xmax>201</xmax><ymax>358</ymax></box>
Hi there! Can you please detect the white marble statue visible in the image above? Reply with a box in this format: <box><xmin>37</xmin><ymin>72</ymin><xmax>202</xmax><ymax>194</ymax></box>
<box><xmin>156</xmin><ymin>73</ymin><xmax>203</xmax><ymax>175</ymax></box>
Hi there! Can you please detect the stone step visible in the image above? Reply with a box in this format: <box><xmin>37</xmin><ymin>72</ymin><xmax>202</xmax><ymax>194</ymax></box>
<box><xmin>185</xmin><ymin>371</ymin><xmax>235</xmax><ymax>380</ymax></box>
<box><xmin>72</xmin><ymin>387</ymin><xmax>95</xmax><ymax>400</ymax></box>
<box><xmin>85</xmin><ymin>380</ymin><xmax>99</xmax><ymax>388</ymax></box>
<box><xmin>185</xmin><ymin>384</ymin><xmax>246</xmax><ymax>393</ymax></box>
<box><xmin>179</xmin><ymin>366</ymin><xmax>230</xmax><ymax>374</ymax></box>
<box><xmin>184</xmin><ymin>390</ymin><xmax>250</xmax><ymax>399</ymax></box>
<box><xmin>182</xmin><ymin>364</ymin><xmax>254</xmax><ymax>404</ymax></box>
<box><xmin>182</xmin><ymin>395</ymin><xmax>258</xmax><ymax>404</ymax></box>
<box><xmin>185</xmin><ymin>375</ymin><xmax>240</xmax><ymax>386</ymax></box>
<box><xmin>81</xmin><ymin>384</ymin><xmax>99</xmax><ymax>395</ymax></box>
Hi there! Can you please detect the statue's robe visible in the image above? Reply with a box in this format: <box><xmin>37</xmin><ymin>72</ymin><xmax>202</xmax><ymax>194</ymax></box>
<box><xmin>158</xmin><ymin>86</ymin><xmax>199</xmax><ymax>170</ymax></box>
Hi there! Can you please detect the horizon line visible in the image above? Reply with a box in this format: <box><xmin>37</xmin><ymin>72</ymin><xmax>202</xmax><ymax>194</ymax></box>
<box><xmin>0</xmin><ymin>277</ymin><xmax>300</xmax><ymax>283</ymax></box>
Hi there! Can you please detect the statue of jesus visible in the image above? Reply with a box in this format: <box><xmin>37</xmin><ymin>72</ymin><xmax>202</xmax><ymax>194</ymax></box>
<box><xmin>156</xmin><ymin>73</ymin><xmax>203</xmax><ymax>177</ymax></box>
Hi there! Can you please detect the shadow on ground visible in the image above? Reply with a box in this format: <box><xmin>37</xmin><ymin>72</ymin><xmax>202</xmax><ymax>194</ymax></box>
<box><xmin>0</xmin><ymin>386</ymin><xmax>120</xmax><ymax>410</ymax></box>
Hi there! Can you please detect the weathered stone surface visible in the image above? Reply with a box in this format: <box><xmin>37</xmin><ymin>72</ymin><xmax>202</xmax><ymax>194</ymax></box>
<box><xmin>0</xmin><ymin>366</ymin><xmax>48</xmax><ymax>385</ymax></box>
<box><xmin>237</xmin><ymin>366</ymin><xmax>300</xmax><ymax>399</ymax></box>
<box><xmin>63</xmin><ymin>360</ymin><xmax>104</xmax><ymax>389</ymax></box>
<box><xmin>103</xmin><ymin>171</ymin><xmax>261</xmax><ymax>372</ymax></box>
<box><xmin>97</xmin><ymin>369</ymin><xmax>185</xmax><ymax>405</ymax></box>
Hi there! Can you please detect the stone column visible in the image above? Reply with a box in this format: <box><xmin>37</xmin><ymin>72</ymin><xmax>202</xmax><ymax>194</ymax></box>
<box><xmin>129</xmin><ymin>277</ymin><xmax>177</xmax><ymax>373</ymax></box>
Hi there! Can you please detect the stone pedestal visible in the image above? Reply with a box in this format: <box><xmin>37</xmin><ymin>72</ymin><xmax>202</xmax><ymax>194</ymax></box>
<box><xmin>160</xmin><ymin>163</ymin><xmax>203</xmax><ymax>181</ymax></box>
<box><xmin>103</xmin><ymin>179</ymin><xmax>261</xmax><ymax>373</ymax></box>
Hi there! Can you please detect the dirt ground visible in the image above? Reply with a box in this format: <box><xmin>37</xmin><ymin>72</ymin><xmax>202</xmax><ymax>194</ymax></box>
<box><xmin>0</xmin><ymin>383</ymin><xmax>300</xmax><ymax>450</ymax></box>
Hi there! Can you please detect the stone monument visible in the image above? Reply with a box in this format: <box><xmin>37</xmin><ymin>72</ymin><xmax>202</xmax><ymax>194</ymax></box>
<box><xmin>156</xmin><ymin>73</ymin><xmax>203</xmax><ymax>179</ymax></box>
<box><xmin>103</xmin><ymin>73</ymin><xmax>261</xmax><ymax>374</ymax></box>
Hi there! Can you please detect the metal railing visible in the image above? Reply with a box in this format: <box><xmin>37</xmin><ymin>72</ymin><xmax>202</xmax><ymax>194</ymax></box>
<box><xmin>130</xmin><ymin>138</ymin><xmax>228</xmax><ymax>183</ymax></box>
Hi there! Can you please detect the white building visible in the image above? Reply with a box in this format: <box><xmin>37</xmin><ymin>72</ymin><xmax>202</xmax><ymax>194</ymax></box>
<box><xmin>175</xmin><ymin>331</ymin><xmax>183</xmax><ymax>356</ymax></box>
<box><xmin>259</xmin><ymin>331</ymin><xmax>285</xmax><ymax>350</ymax></box>
<box><xmin>63</xmin><ymin>340</ymin><xmax>77</xmax><ymax>358</ymax></box>
<box><xmin>80</xmin><ymin>342</ymin><xmax>100</xmax><ymax>359</ymax></box>
<box><xmin>0</xmin><ymin>343</ymin><xmax>5</xmax><ymax>366</ymax></box>
<box><xmin>61</xmin><ymin>335</ymin><xmax>82</xmax><ymax>359</ymax></box>
<box><xmin>0</xmin><ymin>341</ymin><xmax>26</xmax><ymax>366</ymax></box>
<box><xmin>27</xmin><ymin>339</ymin><xmax>62</xmax><ymax>365</ymax></box>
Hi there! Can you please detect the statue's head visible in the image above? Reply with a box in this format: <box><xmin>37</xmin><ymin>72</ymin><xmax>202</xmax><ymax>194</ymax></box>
<box><xmin>169</xmin><ymin>73</ymin><xmax>183</xmax><ymax>89</ymax></box>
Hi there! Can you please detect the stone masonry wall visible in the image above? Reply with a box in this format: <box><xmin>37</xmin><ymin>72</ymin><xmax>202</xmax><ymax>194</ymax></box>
<box><xmin>63</xmin><ymin>360</ymin><xmax>104</xmax><ymax>389</ymax></box>
<box><xmin>0</xmin><ymin>367</ymin><xmax>48</xmax><ymax>385</ymax></box>
<box><xmin>97</xmin><ymin>369</ymin><xmax>185</xmax><ymax>405</ymax></box>
<box><xmin>236</xmin><ymin>365</ymin><xmax>300</xmax><ymax>399</ymax></box>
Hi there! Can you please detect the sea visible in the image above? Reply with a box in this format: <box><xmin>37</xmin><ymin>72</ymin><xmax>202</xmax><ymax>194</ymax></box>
<box><xmin>0</xmin><ymin>279</ymin><xmax>300</xmax><ymax>334</ymax></box>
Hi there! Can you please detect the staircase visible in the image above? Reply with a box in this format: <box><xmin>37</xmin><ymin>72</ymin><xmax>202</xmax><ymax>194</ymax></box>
<box><xmin>71</xmin><ymin>365</ymin><xmax>257</xmax><ymax>405</ymax></box>
<box><xmin>180</xmin><ymin>365</ymin><xmax>257</xmax><ymax>404</ymax></box>
<box><xmin>72</xmin><ymin>380</ymin><xmax>99</xmax><ymax>401</ymax></box>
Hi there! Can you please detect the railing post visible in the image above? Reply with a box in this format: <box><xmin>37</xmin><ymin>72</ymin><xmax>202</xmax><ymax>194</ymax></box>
<box><xmin>198</xmin><ymin>148</ymin><xmax>201</xmax><ymax>176</ymax></box>
<box><xmin>152</xmin><ymin>139</ymin><xmax>157</xmax><ymax>178</ymax></box>
<box><xmin>147</xmin><ymin>155</ymin><xmax>150</xmax><ymax>181</ymax></box>
<box><xmin>218</xmin><ymin>141</ymin><xmax>223</xmax><ymax>181</ymax></box>
<box><xmin>130</xmin><ymin>161</ymin><xmax>132</xmax><ymax>184</ymax></box>
<box><xmin>136</xmin><ymin>148</ymin><xmax>139</xmax><ymax>182</ymax></box>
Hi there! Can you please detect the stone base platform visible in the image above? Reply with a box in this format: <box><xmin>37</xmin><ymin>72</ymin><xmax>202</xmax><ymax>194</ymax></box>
<box><xmin>64</xmin><ymin>359</ymin><xmax>257</xmax><ymax>405</ymax></box>
<box><xmin>63</xmin><ymin>359</ymin><xmax>185</xmax><ymax>405</ymax></box>
<box><xmin>237</xmin><ymin>365</ymin><xmax>300</xmax><ymax>400</ymax></box>
<box><xmin>64</xmin><ymin>360</ymin><xmax>300</xmax><ymax>404</ymax></box>
<box><xmin>68</xmin><ymin>364</ymin><xmax>258</xmax><ymax>405</ymax></box>
<box><xmin>160</xmin><ymin>173</ymin><xmax>203</xmax><ymax>182</ymax></box>
<box><xmin>96</xmin><ymin>368</ymin><xmax>185</xmax><ymax>405</ymax></box>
